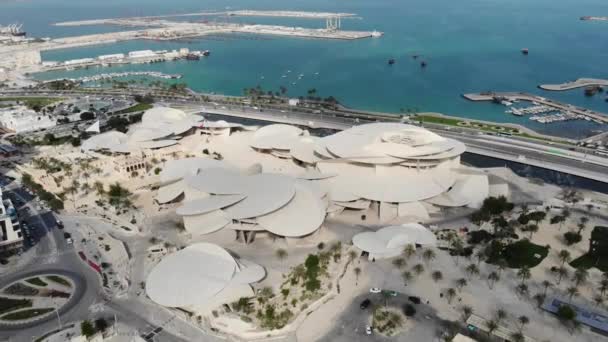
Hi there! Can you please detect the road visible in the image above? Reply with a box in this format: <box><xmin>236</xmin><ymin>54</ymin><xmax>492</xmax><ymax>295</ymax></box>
<box><xmin>0</xmin><ymin>179</ymin><xmax>210</xmax><ymax>342</ymax></box>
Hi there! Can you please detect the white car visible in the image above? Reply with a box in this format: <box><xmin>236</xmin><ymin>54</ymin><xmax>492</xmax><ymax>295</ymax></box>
<box><xmin>365</xmin><ymin>326</ymin><xmax>373</xmax><ymax>335</ymax></box>
<box><xmin>369</xmin><ymin>287</ymin><xmax>382</xmax><ymax>294</ymax></box>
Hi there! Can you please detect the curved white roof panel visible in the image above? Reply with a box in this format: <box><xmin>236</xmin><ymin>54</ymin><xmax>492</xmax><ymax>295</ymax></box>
<box><xmin>353</xmin><ymin>223</ymin><xmax>436</xmax><ymax>257</ymax></box>
<box><xmin>177</xmin><ymin>194</ymin><xmax>247</xmax><ymax>216</ymax></box>
<box><xmin>159</xmin><ymin>158</ymin><xmax>235</xmax><ymax>184</ymax></box>
<box><xmin>426</xmin><ymin>174</ymin><xmax>489</xmax><ymax>208</ymax></box>
<box><xmin>185</xmin><ymin>168</ymin><xmax>247</xmax><ymax>195</ymax></box>
<box><xmin>146</xmin><ymin>243</ymin><xmax>263</xmax><ymax>312</ymax></box>
<box><xmin>257</xmin><ymin>182</ymin><xmax>325</xmax><ymax>237</ymax></box>
<box><xmin>142</xmin><ymin>107</ymin><xmax>191</xmax><ymax>125</ymax></box>
<box><xmin>222</xmin><ymin>173</ymin><xmax>296</xmax><ymax>219</ymax></box>
<box><xmin>250</xmin><ymin>124</ymin><xmax>304</xmax><ymax>150</ymax></box>
<box><xmin>289</xmin><ymin>137</ymin><xmax>322</xmax><ymax>164</ymax></box>
<box><xmin>295</xmin><ymin>170</ymin><xmax>337</xmax><ymax>180</ymax></box>
<box><xmin>81</xmin><ymin>131</ymin><xmax>128</xmax><ymax>151</ymax></box>
<box><xmin>146</xmin><ymin>243</ymin><xmax>237</xmax><ymax>308</ymax></box>
<box><xmin>157</xmin><ymin>179</ymin><xmax>186</xmax><ymax>204</ymax></box>
<box><xmin>183</xmin><ymin>210</ymin><xmax>231</xmax><ymax>235</ymax></box>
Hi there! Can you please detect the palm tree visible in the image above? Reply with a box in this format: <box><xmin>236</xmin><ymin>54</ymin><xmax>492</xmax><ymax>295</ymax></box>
<box><xmin>532</xmin><ymin>293</ymin><xmax>545</xmax><ymax>309</ymax></box>
<box><xmin>516</xmin><ymin>283</ymin><xmax>529</xmax><ymax>297</ymax></box>
<box><xmin>599</xmin><ymin>279</ymin><xmax>608</xmax><ymax>296</ymax></box>
<box><xmin>558</xmin><ymin>250</ymin><xmax>571</xmax><ymax>266</ymax></box>
<box><xmin>517</xmin><ymin>266</ymin><xmax>531</xmax><ymax>285</ymax></box>
<box><xmin>431</xmin><ymin>270</ymin><xmax>443</xmax><ymax>283</ymax></box>
<box><xmin>542</xmin><ymin>280</ymin><xmax>553</xmax><ymax>296</ymax></box>
<box><xmin>422</xmin><ymin>249</ymin><xmax>436</xmax><ymax>265</ymax></box>
<box><xmin>487</xmin><ymin>271</ymin><xmax>500</xmax><ymax>289</ymax></box>
<box><xmin>460</xmin><ymin>305</ymin><xmax>473</xmax><ymax>322</ymax></box>
<box><xmin>494</xmin><ymin>308</ymin><xmax>507</xmax><ymax>324</ymax></box>
<box><xmin>510</xmin><ymin>332</ymin><xmax>525</xmax><ymax>342</ymax></box>
<box><xmin>466</xmin><ymin>264</ymin><xmax>480</xmax><ymax>279</ymax></box>
<box><xmin>402</xmin><ymin>271</ymin><xmax>413</xmax><ymax>284</ymax></box>
<box><xmin>412</xmin><ymin>263</ymin><xmax>425</xmax><ymax>275</ymax></box>
<box><xmin>566</xmin><ymin>286</ymin><xmax>579</xmax><ymax>303</ymax></box>
<box><xmin>348</xmin><ymin>250</ymin><xmax>357</xmax><ymax>262</ymax></box>
<box><xmin>392</xmin><ymin>258</ymin><xmax>406</xmax><ymax>269</ymax></box>
<box><xmin>486</xmin><ymin>319</ymin><xmax>499</xmax><ymax>337</ymax></box>
<box><xmin>556</xmin><ymin>266</ymin><xmax>569</xmax><ymax>285</ymax></box>
<box><xmin>475</xmin><ymin>250</ymin><xmax>486</xmax><ymax>266</ymax></box>
<box><xmin>518</xmin><ymin>315</ymin><xmax>529</xmax><ymax>333</ymax></box>
<box><xmin>354</xmin><ymin>267</ymin><xmax>361</xmax><ymax>285</ymax></box>
<box><xmin>593</xmin><ymin>294</ymin><xmax>604</xmax><ymax>307</ymax></box>
<box><xmin>275</xmin><ymin>248</ymin><xmax>288</xmax><ymax>261</ymax></box>
<box><xmin>93</xmin><ymin>181</ymin><xmax>105</xmax><ymax>195</ymax></box>
<box><xmin>572</xmin><ymin>268</ymin><xmax>588</xmax><ymax>287</ymax></box>
<box><xmin>526</xmin><ymin>224</ymin><xmax>539</xmax><ymax>239</ymax></box>
<box><xmin>403</xmin><ymin>244</ymin><xmax>416</xmax><ymax>260</ymax></box>
<box><xmin>456</xmin><ymin>278</ymin><xmax>468</xmax><ymax>291</ymax></box>
<box><xmin>496</xmin><ymin>259</ymin><xmax>508</xmax><ymax>277</ymax></box>
<box><xmin>446</xmin><ymin>288</ymin><xmax>457</xmax><ymax>304</ymax></box>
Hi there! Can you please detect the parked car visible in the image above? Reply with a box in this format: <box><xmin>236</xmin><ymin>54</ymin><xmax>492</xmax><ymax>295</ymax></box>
<box><xmin>66</xmin><ymin>238</ymin><xmax>73</xmax><ymax>245</ymax></box>
<box><xmin>365</xmin><ymin>326</ymin><xmax>373</xmax><ymax>335</ymax></box>
<box><xmin>369</xmin><ymin>287</ymin><xmax>382</xmax><ymax>294</ymax></box>
<box><xmin>63</xmin><ymin>232</ymin><xmax>71</xmax><ymax>239</ymax></box>
<box><xmin>408</xmin><ymin>296</ymin><xmax>421</xmax><ymax>304</ymax></box>
<box><xmin>360</xmin><ymin>299</ymin><xmax>371</xmax><ymax>310</ymax></box>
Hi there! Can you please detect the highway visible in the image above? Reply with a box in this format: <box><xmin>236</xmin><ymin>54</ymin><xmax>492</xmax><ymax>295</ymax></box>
<box><xmin>2</xmin><ymin>88</ymin><xmax>608</xmax><ymax>183</ymax></box>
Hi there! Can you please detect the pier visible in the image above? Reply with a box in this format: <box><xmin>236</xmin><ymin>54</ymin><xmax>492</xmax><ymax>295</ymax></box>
<box><xmin>463</xmin><ymin>92</ymin><xmax>608</xmax><ymax>124</ymax></box>
<box><xmin>538</xmin><ymin>78</ymin><xmax>608</xmax><ymax>91</ymax></box>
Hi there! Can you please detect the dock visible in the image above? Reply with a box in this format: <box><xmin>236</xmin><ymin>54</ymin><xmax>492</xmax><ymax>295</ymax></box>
<box><xmin>463</xmin><ymin>92</ymin><xmax>608</xmax><ymax>124</ymax></box>
<box><xmin>538</xmin><ymin>78</ymin><xmax>608</xmax><ymax>91</ymax></box>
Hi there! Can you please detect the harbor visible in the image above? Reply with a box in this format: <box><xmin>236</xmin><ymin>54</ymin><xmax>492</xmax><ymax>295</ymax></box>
<box><xmin>464</xmin><ymin>92</ymin><xmax>608</xmax><ymax>124</ymax></box>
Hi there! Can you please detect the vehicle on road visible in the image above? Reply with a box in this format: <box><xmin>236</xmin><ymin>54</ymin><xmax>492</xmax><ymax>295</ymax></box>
<box><xmin>66</xmin><ymin>238</ymin><xmax>73</xmax><ymax>245</ymax></box>
<box><xmin>360</xmin><ymin>298</ymin><xmax>371</xmax><ymax>309</ymax></box>
<box><xmin>63</xmin><ymin>232</ymin><xmax>71</xmax><ymax>239</ymax></box>
<box><xmin>408</xmin><ymin>296</ymin><xmax>421</xmax><ymax>304</ymax></box>
<box><xmin>365</xmin><ymin>326</ymin><xmax>373</xmax><ymax>335</ymax></box>
<box><xmin>369</xmin><ymin>287</ymin><xmax>382</xmax><ymax>293</ymax></box>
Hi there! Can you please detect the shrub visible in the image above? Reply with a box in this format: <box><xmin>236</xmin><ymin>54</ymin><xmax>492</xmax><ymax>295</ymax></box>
<box><xmin>81</xmin><ymin>320</ymin><xmax>96</xmax><ymax>337</ymax></box>
<box><xmin>564</xmin><ymin>232</ymin><xmax>582</xmax><ymax>246</ymax></box>
<box><xmin>403</xmin><ymin>304</ymin><xmax>416</xmax><ymax>317</ymax></box>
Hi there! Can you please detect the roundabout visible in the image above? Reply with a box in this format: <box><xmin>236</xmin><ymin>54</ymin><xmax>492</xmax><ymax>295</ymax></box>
<box><xmin>0</xmin><ymin>269</ymin><xmax>87</xmax><ymax>330</ymax></box>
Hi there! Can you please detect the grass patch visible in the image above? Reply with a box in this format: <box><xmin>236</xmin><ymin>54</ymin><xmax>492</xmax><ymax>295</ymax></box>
<box><xmin>414</xmin><ymin>114</ymin><xmax>462</xmax><ymax>126</ymax></box>
<box><xmin>487</xmin><ymin>239</ymin><xmax>549</xmax><ymax>269</ymax></box>
<box><xmin>113</xmin><ymin>103</ymin><xmax>153</xmax><ymax>114</ymax></box>
<box><xmin>0</xmin><ymin>97</ymin><xmax>62</xmax><ymax>110</ymax></box>
<box><xmin>1</xmin><ymin>308</ymin><xmax>54</xmax><ymax>321</ymax></box>
<box><xmin>570</xmin><ymin>254</ymin><xmax>607</xmax><ymax>271</ymax></box>
<box><xmin>46</xmin><ymin>276</ymin><xmax>71</xmax><ymax>288</ymax></box>
<box><xmin>25</xmin><ymin>277</ymin><xmax>48</xmax><ymax>287</ymax></box>
<box><xmin>3</xmin><ymin>283</ymin><xmax>39</xmax><ymax>296</ymax></box>
<box><xmin>0</xmin><ymin>297</ymin><xmax>32</xmax><ymax>315</ymax></box>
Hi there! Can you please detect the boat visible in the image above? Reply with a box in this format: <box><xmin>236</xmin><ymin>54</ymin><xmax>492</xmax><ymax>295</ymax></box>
<box><xmin>282</xmin><ymin>75</ymin><xmax>287</xmax><ymax>78</ymax></box>
<box><xmin>500</xmin><ymin>100</ymin><xmax>513</xmax><ymax>106</ymax></box>
<box><xmin>521</xmin><ymin>48</ymin><xmax>529</xmax><ymax>55</ymax></box>
<box><xmin>202</xmin><ymin>50</ymin><xmax>211</xmax><ymax>56</ymax></box>
<box><xmin>371</xmin><ymin>30</ymin><xmax>383</xmax><ymax>38</ymax></box>
<box><xmin>388</xmin><ymin>58</ymin><xmax>395</xmax><ymax>65</ymax></box>
<box><xmin>185</xmin><ymin>53</ymin><xmax>200</xmax><ymax>61</ymax></box>
<box><xmin>420</xmin><ymin>61</ymin><xmax>427</xmax><ymax>68</ymax></box>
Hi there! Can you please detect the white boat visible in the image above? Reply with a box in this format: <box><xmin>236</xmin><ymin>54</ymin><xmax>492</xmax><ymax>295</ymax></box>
<box><xmin>371</xmin><ymin>30</ymin><xmax>383</xmax><ymax>38</ymax></box>
<box><xmin>500</xmin><ymin>100</ymin><xmax>513</xmax><ymax>106</ymax></box>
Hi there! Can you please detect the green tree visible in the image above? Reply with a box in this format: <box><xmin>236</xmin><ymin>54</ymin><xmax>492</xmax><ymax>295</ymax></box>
<box><xmin>456</xmin><ymin>278</ymin><xmax>468</xmax><ymax>291</ymax></box>
<box><xmin>517</xmin><ymin>266</ymin><xmax>531</xmax><ymax>285</ymax></box>
<box><xmin>446</xmin><ymin>288</ymin><xmax>457</xmax><ymax>304</ymax></box>
<box><xmin>81</xmin><ymin>320</ymin><xmax>96</xmax><ymax>337</ymax></box>
<box><xmin>354</xmin><ymin>267</ymin><xmax>361</xmax><ymax>285</ymax></box>
<box><xmin>275</xmin><ymin>248</ymin><xmax>288</xmax><ymax>262</ymax></box>
<box><xmin>518</xmin><ymin>315</ymin><xmax>529</xmax><ymax>333</ymax></box>
<box><xmin>403</xmin><ymin>244</ymin><xmax>416</xmax><ymax>260</ymax></box>
<box><xmin>487</xmin><ymin>271</ymin><xmax>500</xmax><ymax>289</ymax></box>
<box><xmin>412</xmin><ymin>263</ymin><xmax>425</xmax><ymax>275</ymax></box>
<box><xmin>460</xmin><ymin>305</ymin><xmax>473</xmax><ymax>322</ymax></box>
<box><xmin>466</xmin><ymin>263</ymin><xmax>480</xmax><ymax>279</ymax></box>
<box><xmin>572</xmin><ymin>268</ymin><xmax>588</xmax><ymax>287</ymax></box>
<box><xmin>431</xmin><ymin>270</ymin><xmax>443</xmax><ymax>283</ymax></box>
<box><xmin>422</xmin><ymin>249</ymin><xmax>436</xmax><ymax>265</ymax></box>
<box><xmin>566</xmin><ymin>286</ymin><xmax>579</xmax><ymax>303</ymax></box>
<box><xmin>392</xmin><ymin>258</ymin><xmax>406</xmax><ymax>269</ymax></box>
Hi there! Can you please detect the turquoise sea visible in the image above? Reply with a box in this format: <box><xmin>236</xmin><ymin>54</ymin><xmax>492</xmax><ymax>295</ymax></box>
<box><xmin>2</xmin><ymin>0</ymin><xmax>608</xmax><ymax>138</ymax></box>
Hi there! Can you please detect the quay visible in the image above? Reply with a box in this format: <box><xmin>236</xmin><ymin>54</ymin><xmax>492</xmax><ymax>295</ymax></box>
<box><xmin>538</xmin><ymin>78</ymin><xmax>608</xmax><ymax>91</ymax></box>
<box><xmin>463</xmin><ymin>91</ymin><xmax>608</xmax><ymax>124</ymax></box>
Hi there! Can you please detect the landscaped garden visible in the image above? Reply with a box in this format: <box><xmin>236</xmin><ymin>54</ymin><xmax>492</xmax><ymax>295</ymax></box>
<box><xmin>0</xmin><ymin>274</ymin><xmax>75</xmax><ymax>323</ymax></box>
<box><xmin>371</xmin><ymin>307</ymin><xmax>406</xmax><ymax>337</ymax></box>
<box><xmin>570</xmin><ymin>226</ymin><xmax>608</xmax><ymax>272</ymax></box>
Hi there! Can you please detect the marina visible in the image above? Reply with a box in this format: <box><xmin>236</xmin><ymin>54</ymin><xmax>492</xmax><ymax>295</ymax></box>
<box><xmin>43</xmin><ymin>71</ymin><xmax>182</xmax><ymax>84</ymax></box>
<box><xmin>464</xmin><ymin>92</ymin><xmax>608</xmax><ymax>124</ymax></box>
